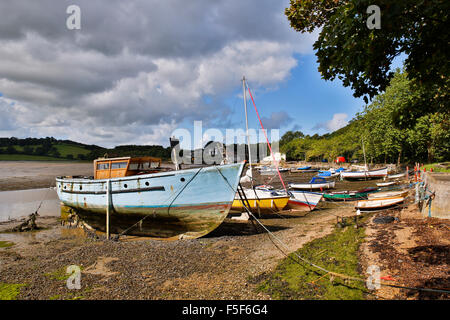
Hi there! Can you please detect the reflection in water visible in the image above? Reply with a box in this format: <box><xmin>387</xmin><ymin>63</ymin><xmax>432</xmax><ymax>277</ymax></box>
<box><xmin>0</xmin><ymin>188</ymin><xmax>59</xmax><ymax>222</ymax></box>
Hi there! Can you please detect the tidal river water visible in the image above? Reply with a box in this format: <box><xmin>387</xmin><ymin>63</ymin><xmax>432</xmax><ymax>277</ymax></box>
<box><xmin>0</xmin><ymin>188</ymin><xmax>60</xmax><ymax>222</ymax></box>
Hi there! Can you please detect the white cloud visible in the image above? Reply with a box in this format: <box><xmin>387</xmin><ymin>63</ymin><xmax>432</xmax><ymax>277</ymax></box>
<box><xmin>313</xmin><ymin>113</ymin><xmax>349</xmax><ymax>132</ymax></box>
<box><xmin>0</xmin><ymin>0</ymin><xmax>318</xmax><ymax>146</ymax></box>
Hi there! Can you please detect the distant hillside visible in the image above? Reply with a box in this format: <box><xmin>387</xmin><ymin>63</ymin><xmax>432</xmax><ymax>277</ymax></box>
<box><xmin>0</xmin><ymin>137</ymin><xmax>172</xmax><ymax>161</ymax></box>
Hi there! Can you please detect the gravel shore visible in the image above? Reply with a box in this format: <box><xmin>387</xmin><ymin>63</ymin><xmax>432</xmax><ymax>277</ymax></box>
<box><xmin>0</xmin><ymin>204</ymin><xmax>356</xmax><ymax>300</ymax></box>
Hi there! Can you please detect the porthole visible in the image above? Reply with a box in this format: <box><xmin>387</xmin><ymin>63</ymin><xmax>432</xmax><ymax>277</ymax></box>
<box><xmin>64</xmin><ymin>185</ymin><xmax>67</xmax><ymax>189</ymax></box>
<box><xmin>180</xmin><ymin>177</ymin><xmax>185</xmax><ymax>182</ymax></box>
<box><xmin>79</xmin><ymin>185</ymin><xmax>83</xmax><ymax>190</ymax></box>
<box><xmin>145</xmin><ymin>182</ymin><xmax>150</xmax><ymax>186</ymax></box>
<box><xmin>124</xmin><ymin>184</ymin><xmax>128</xmax><ymax>188</ymax></box>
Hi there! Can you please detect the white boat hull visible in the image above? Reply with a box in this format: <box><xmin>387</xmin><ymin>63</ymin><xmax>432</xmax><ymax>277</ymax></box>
<box><xmin>356</xmin><ymin>196</ymin><xmax>404</xmax><ymax>210</ymax></box>
<box><xmin>368</xmin><ymin>190</ymin><xmax>409</xmax><ymax>199</ymax></box>
<box><xmin>289</xmin><ymin>181</ymin><xmax>335</xmax><ymax>190</ymax></box>
<box><xmin>287</xmin><ymin>191</ymin><xmax>323</xmax><ymax>211</ymax></box>
<box><xmin>341</xmin><ymin>168</ymin><xmax>388</xmax><ymax>180</ymax></box>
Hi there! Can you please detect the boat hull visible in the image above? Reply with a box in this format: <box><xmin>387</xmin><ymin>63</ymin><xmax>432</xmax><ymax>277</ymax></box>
<box><xmin>289</xmin><ymin>181</ymin><xmax>335</xmax><ymax>190</ymax></box>
<box><xmin>231</xmin><ymin>188</ymin><xmax>289</xmax><ymax>213</ymax></box>
<box><xmin>356</xmin><ymin>197</ymin><xmax>404</xmax><ymax>210</ymax></box>
<box><xmin>323</xmin><ymin>188</ymin><xmax>378</xmax><ymax>201</ymax></box>
<box><xmin>287</xmin><ymin>191</ymin><xmax>323</xmax><ymax>211</ymax></box>
<box><xmin>56</xmin><ymin>162</ymin><xmax>244</xmax><ymax>239</ymax></box>
<box><xmin>368</xmin><ymin>190</ymin><xmax>409</xmax><ymax>199</ymax></box>
<box><xmin>340</xmin><ymin>168</ymin><xmax>388</xmax><ymax>180</ymax></box>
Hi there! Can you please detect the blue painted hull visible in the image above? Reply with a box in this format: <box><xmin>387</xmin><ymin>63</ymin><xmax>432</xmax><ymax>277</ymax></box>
<box><xmin>56</xmin><ymin>162</ymin><xmax>244</xmax><ymax>239</ymax></box>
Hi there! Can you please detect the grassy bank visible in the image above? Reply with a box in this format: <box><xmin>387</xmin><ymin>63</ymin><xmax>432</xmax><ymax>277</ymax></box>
<box><xmin>0</xmin><ymin>154</ymin><xmax>67</xmax><ymax>161</ymax></box>
<box><xmin>423</xmin><ymin>162</ymin><xmax>450</xmax><ymax>173</ymax></box>
<box><xmin>257</xmin><ymin>216</ymin><xmax>369</xmax><ymax>300</ymax></box>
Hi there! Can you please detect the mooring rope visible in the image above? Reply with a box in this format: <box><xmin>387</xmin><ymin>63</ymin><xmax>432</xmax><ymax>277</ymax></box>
<box><xmin>217</xmin><ymin>172</ymin><xmax>450</xmax><ymax>296</ymax></box>
<box><xmin>114</xmin><ymin>167</ymin><xmax>204</xmax><ymax>240</ymax></box>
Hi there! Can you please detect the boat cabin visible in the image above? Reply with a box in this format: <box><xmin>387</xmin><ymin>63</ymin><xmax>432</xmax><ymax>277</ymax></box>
<box><xmin>94</xmin><ymin>156</ymin><xmax>162</xmax><ymax>179</ymax></box>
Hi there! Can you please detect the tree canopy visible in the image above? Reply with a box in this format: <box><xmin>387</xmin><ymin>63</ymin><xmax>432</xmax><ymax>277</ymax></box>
<box><xmin>285</xmin><ymin>0</ymin><xmax>449</xmax><ymax>119</ymax></box>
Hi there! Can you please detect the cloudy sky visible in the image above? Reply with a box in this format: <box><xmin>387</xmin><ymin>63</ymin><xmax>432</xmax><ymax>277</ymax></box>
<box><xmin>0</xmin><ymin>0</ymin><xmax>366</xmax><ymax>148</ymax></box>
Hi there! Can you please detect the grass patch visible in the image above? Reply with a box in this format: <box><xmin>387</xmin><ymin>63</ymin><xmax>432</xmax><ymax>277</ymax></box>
<box><xmin>44</xmin><ymin>265</ymin><xmax>84</xmax><ymax>281</ymax></box>
<box><xmin>0</xmin><ymin>241</ymin><xmax>15</xmax><ymax>248</ymax></box>
<box><xmin>257</xmin><ymin>216</ymin><xmax>370</xmax><ymax>300</ymax></box>
<box><xmin>0</xmin><ymin>283</ymin><xmax>26</xmax><ymax>300</ymax></box>
<box><xmin>44</xmin><ymin>266</ymin><xmax>73</xmax><ymax>281</ymax></box>
<box><xmin>54</xmin><ymin>143</ymin><xmax>90</xmax><ymax>158</ymax></box>
<box><xmin>423</xmin><ymin>162</ymin><xmax>450</xmax><ymax>173</ymax></box>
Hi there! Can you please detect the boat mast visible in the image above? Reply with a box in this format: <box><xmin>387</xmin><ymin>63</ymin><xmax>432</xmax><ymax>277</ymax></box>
<box><xmin>362</xmin><ymin>137</ymin><xmax>367</xmax><ymax>171</ymax></box>
<box><xmin>242</xmin><ymin>76</ymin><xmax>253</xmax><ymax>186</ymax></box>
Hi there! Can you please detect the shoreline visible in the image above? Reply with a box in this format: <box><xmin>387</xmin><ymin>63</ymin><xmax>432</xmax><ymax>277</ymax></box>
<box><xmin>0</xmin><ymin>161</ymin><xmax>92</xmax><ymax>192</ymax></box>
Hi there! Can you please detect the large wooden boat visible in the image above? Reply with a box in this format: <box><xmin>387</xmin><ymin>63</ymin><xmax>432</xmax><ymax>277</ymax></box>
<box><xmin>56</xmin><ymin>156</ymin><xmax>245</xmax><ymax>239</ymax></box>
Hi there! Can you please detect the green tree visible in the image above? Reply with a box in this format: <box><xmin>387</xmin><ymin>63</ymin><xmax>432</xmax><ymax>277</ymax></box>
<box><xmin>6</xmin><ymin>146</ymin><xmax>17</xmax><ymax>154</ymax></box>
<box><xmin>279</xmin><ymin>130</ymin><xmax>304</xmax><ymax>149</ymax></box>
<box><xmin>285</xmin><ymin>0</ymin><xmax>449</xmax><ymax>115</ymax></box>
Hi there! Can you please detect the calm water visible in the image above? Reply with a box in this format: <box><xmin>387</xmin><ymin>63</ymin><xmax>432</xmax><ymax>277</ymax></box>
<box><xmin>0</xmin><ymin>188</ymin><xmax>60</xmax><ymax>222</ymax></box>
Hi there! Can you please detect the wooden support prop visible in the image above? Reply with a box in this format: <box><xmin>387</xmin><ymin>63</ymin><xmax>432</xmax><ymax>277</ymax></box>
<box><xmin>256</xmin><ymin>200</ymin><xmax>261</xmax><ymax>219</ymax></box>
<box><xmin>106</xmin><ymin>179</ymin><xmax>111</xmax><ymax>240</ymax></box>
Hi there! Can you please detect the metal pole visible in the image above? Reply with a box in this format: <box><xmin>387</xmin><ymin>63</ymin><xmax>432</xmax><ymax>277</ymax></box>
<box><xmin>243</xmin><ymin>76</ymin><xmax>254</xmax><ymax>188</ymax></box>
<box><xmin>106</xmin><ymin>179</ymin><xmax>110</xmax><ymax>240</ymax></box>
<box><xmin>362</xmin><ymin>137</ymin><xmax>368</xmax><ymax>180</ymax></box>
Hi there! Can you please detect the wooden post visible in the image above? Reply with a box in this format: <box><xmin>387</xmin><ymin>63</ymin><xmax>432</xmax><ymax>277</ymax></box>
<box><xmin>106</xmin><ymin>179</ymin><xmax>110</xmax><ymax>240</ymax></box>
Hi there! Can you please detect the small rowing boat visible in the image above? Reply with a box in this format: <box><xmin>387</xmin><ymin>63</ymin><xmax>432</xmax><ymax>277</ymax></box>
<box><xmin>323</xmin><ymin>187</ymin><xmax>378</xmax><ymax>201</ymax></box>
<box><xmin>286</xmin><ymin>190</ymin><xmax>323</xmax><ymax>211</ymax></box>
<box><xmin>355</xmin><ymin>196</ymin><xmax>404</xmax><ymax>210</ymax></box>
<box><xmin>367</xmin><ymin>190</ymin><xmax>409</xmax><ymax>199</ymax></box>
<box><xmin>258</xmin><ymin>166</ymin><xmax>289</xmax><ymax>175</ymax></box>
<box><xmin>376</xmin><ymin>181</ymin><xmax>398</xmax><ymax>187</ymax></box>
<box><xmin>340</xmin><ymin>167</ymin><xmax>388</xmax><ymax>180</ymax></box>
<box><xmin>387</xmin><ymin>172</ymin><xmax>406</xmax><ymax>179</ymax></box>
<box><xmin>289</xmin><ymin>177</ymin><xmax>335</xmax><ymax>190</ymax></box>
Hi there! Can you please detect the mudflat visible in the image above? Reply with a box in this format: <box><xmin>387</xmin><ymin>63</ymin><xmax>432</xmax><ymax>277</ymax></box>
<box><xmin>0</xmin><ymin>161</ymin><xmax>93</xmax><ymax>191</ymax></box>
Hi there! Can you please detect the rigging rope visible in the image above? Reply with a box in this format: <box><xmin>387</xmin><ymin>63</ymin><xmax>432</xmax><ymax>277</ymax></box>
<box><xmin>246</xmin><ymin>83</ymin><xmax>288</xmax><ymax>193</ymax></box>
<box><xmin>218</xmin><ymin>172</ymin><xmax>450</xmax><ymax>296</ymax></box>
<box><xmin>114</xmin><ymin>167</ymin><xmax>204</xmax><ymax>239</ymax></box>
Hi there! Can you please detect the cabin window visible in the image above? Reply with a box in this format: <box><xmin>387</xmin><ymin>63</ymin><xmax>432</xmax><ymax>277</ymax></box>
<box><xmin>150</xmin><ymin>161</ymin><xmax>159</xmax><ymax>168</ymax></box>
<box><xmin>111</xmin><ymin>162</ymin><xmax>128</xmax><ymax>170</ymax></box>
<box><xmin>129</xmin><ymin>162</ymin><xmax>159</xmax><ymax>171</ymax></box>
<box><xmin>97</xmin><ymin>163</ymin><xmax>110</xmax><ymax>170</ymax></box>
